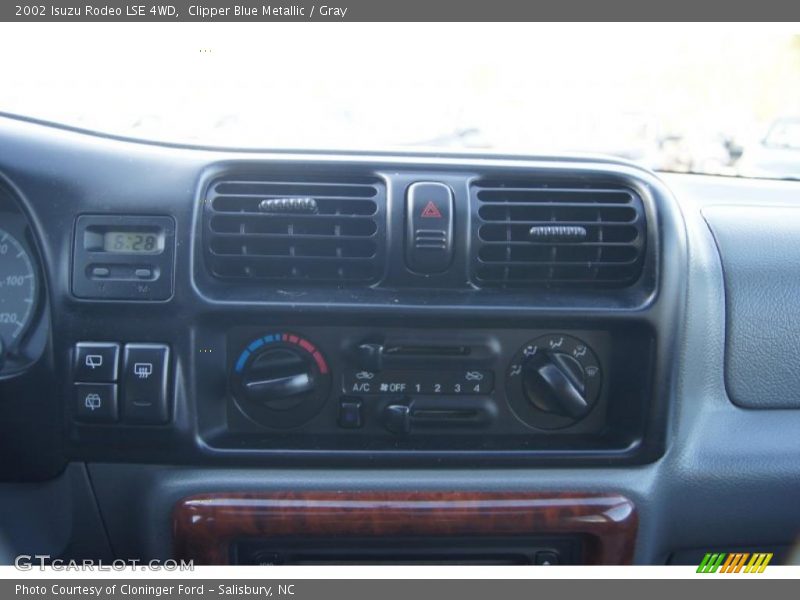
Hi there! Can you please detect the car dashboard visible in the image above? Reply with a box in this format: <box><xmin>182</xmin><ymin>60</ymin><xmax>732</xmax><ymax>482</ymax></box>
<box><xmin>0</xmin><ymin>114</ymin><xmax>798</xmax><ymax>566</ymax></box>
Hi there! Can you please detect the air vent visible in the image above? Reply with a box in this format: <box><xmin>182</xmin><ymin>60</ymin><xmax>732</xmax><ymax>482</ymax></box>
<box><xmin>205</xmin><ymin>175</ymin><xmax>385</xmax><ymax>284</ymax></box>
<box><xmin>472</xmin><ymin>180</ymin><xmax>647</xmax><ymax>287</ymax></box>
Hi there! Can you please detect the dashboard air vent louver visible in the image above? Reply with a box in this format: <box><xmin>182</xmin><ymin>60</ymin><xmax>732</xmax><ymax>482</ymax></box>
<box><xmin>472</xmin><ymin>180</ymin><xmax>647</xmax><ymax>288</ymax></box>
<box><xmin>205</xmin><ymin>175</ymin><xmax>385</xmax><ymax>284</ymax></box>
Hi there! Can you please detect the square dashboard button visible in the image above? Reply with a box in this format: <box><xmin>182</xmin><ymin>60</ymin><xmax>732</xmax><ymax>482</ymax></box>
<box><xmin>75</xmin><ymin>383</ymin><xmax>118</xmax><ymax>423</ymax></box>
<box><xmin>74</xmin><ymin>342</ymin><xmax>119</xmax><ymax>382</ymax></box>
<box><xmin>122</xmin><ymin>343</ymin><xmax>170</xmax><ymax>424</ymax></box>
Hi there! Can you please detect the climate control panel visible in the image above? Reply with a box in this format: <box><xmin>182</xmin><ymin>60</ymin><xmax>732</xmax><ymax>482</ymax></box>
<box><xmin>64</xmin><ymin>324</ymin><xmax>653</xmax><ymax>463</ymax></box>
<box><xmin>209</xmin><ymin>325</ymin><xmax>651</xmax><ymax>457</ymax></box>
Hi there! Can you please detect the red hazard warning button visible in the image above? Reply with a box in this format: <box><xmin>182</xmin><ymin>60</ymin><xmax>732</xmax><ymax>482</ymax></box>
<box><xmin>420</xmin><ymin>201</ymin><xmax>443</xmax><ymax>219</ymax></box>
<box><xmin>406</xmin><ymin>182</ymin><xmax>454</xmax><ymax>273</ymax></box>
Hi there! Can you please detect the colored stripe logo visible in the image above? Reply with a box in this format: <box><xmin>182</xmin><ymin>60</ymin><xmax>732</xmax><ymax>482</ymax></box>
<box><xmin>697</xmin><ymin>552</ymin><xmax>773</xmax><ymax>573</ymax></box>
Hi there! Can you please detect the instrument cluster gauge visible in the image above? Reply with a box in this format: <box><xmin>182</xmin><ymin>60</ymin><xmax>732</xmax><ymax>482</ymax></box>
<box><xmin>0</xmin><ymin>226</ymin><xmax>39</xmax><ymax>369</ymax></box>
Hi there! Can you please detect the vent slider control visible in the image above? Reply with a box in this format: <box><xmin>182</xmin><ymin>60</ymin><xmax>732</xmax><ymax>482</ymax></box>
<box><xmin>258</xmin><ymin>197</ymin><xmax>319</xmax><ymax>214</ymax></box>
<box><xmin>529</xmin><ymin>225</ymin><xmax>587</xmax><ymax>242</ymax></box>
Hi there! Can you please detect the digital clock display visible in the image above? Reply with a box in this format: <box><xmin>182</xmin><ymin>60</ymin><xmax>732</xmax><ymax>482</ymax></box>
<box><xmin>103</xmin><ymin>231</ymin><xmax>163</xmax><ymax>253</ymax></box>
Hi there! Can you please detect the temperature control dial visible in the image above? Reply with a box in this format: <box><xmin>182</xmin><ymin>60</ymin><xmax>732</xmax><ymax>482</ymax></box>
<box><xmin>506</xmin><ymin>334</ymin><xmax>602</xmax><ymax>429</ymax></box>
<box><xmin>232</xmin><ymin>333</ymin><xmax>331</xmax><ymax>429</ymax></box>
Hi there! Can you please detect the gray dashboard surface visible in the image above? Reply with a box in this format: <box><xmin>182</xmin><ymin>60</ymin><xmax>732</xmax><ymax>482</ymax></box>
<box><xmin>704</xmin><ymin>205</ymin><xmax>800</xmax><ymax>409</ymax></box>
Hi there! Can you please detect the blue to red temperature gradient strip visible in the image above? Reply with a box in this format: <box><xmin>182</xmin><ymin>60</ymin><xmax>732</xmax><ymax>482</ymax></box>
<box><xmin>234</xmin><ymin>333</ymin><xmax>329</xmax><ymax>375</ymax></box>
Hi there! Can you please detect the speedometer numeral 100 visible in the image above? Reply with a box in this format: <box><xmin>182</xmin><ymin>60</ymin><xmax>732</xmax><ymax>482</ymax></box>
<box><xmin>0</xmin><ymin>228</ymin><xmax>37</xmax><ymax>347</ymax></box>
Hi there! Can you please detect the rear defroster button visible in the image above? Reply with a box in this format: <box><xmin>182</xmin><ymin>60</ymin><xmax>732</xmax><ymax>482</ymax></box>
<box><xmin>122</xmin><ymin>343</ymin><xmax>170</xmax><ymax>424</ymax></box>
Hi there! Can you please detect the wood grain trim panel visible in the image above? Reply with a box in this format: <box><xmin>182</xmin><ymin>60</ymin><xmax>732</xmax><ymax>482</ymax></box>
<box><xmin>173</xmin><ymin>491</ymin><xmax>637</xmax><ymax>565</ymax></box>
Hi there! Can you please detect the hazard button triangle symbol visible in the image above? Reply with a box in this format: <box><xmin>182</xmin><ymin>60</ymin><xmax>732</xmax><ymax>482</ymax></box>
<box><xmin>420</xmin><ymin>201</ymin><xmax>443</xmax><ymax>218</ymax></box>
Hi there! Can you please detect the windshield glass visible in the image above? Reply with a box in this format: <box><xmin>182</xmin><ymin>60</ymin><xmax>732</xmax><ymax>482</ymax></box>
<box><xmin>764</xmin><ymin>119</ymin><xmax>800</xmax><ymax>150</ymax></box>
<box><xmin>2</xmin><ymin>24</ymin><xmax>800</xmax><ymax>179</ymax></box>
